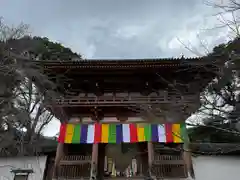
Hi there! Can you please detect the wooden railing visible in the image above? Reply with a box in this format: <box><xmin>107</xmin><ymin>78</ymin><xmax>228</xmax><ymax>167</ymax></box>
<box><xmin>60</xmin><ymin>155</ymin><xmax>92</xmax><ymax>165</ymax></box>
<box><xmin>53</xmin><ymin>93</ymin><xmax>198</xmax><ymax>107</ymax></box>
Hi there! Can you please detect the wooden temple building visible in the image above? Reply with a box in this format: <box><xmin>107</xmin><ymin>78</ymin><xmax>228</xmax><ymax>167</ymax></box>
<box><xmin>39</xmin><ymin>58</ymin><xmax>217</xmax><ymax>180</ymax></box>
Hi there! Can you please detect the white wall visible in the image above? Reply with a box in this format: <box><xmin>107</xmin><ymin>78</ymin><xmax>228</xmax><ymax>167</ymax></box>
<box><xmin>0</xmin><ymin>156</ymin><xmax>47</xmax><ymax>180</ymax></box>
<box><xmin>193</xmin><ymin>156</ymin><xmax>240</xmax><ymax>180</ymax></box>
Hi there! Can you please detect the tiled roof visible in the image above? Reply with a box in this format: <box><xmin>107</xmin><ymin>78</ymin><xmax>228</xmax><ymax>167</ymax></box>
<box><xmin>31</xmin><ymin>57</ymin><xmax>218</xmax><ymax>69</ymax></box>
<box><xmin>191</xmin><ymin>143</ymin><xmax>240</xmax><ymax>155</ymax></box>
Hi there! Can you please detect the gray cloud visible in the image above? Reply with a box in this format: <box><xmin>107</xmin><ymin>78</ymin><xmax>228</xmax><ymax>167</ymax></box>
<box><xmin>1</xmin><ymin>0</ymin><xmax>230</xmax><ymax>58</ymax></box>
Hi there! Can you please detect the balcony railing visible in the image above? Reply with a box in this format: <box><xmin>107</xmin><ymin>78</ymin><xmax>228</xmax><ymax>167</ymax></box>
<box><xmin>52</xmin><ymin>92</ymin><xmax>198</xmax><ymax>107</ymax></box>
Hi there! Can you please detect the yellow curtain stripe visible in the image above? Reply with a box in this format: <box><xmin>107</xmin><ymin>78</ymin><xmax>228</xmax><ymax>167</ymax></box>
<box><xmin>101</xmin><ymin>124</ymin><xmax>109</xmax><ymax>143</ymax></box>
<box><xmin>64</xmin><ymin>124</ymin><xmax>75</xmax><ymax>143</ymax></box>
<box><xmin>172</xmin><ymin>124</ymin><xmax>182</xmax><ymax>143</ymax></box>
<box><xmin>137</xmin><ymin>124</ymin><xmax>145</xmax><ymax>142</ymax></box>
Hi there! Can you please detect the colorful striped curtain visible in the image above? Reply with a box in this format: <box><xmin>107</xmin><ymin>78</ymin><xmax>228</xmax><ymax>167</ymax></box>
<box><xmin>58</xmin><ymin>123</ymin><xmax>187</xmax><ymax>144</ymax></box>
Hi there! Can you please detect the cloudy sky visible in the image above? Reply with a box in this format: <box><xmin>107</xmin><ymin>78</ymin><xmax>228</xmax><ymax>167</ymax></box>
<box><xmin>1</xmin><ymin>0</ymin><xmax>233</xmax><ymax>136</ymax></box>
<box><xmin>1</xmin><ymin>0</ymin><xmax>232</xmax><ymax>59</ymax></box>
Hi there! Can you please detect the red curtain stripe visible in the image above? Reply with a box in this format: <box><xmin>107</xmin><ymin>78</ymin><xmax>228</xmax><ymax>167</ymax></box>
<box><xmin>129</xmin><ymin>124</ymin><xmax>138</xmax><ymax>143</ymax></box>
<box><xmin>165</xmin><ymin>123</ymin><xmax>173</xmax><ymax>142</ymax></box>
<box><xmin>58</xmin><ymin>123</ymin><xmax>66</xmax><ymax>143</ymax></box>
<box><xmin>94</xmin><ymin>123</ymin><xmax>102</xmax><ymax>143</ymax></box>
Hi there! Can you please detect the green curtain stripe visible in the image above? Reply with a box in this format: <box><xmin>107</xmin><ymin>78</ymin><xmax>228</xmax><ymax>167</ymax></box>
<box><xmin>180</xmin><ymin>123</ymin><xmax>189</xmax><ymax>143</ymax></box>
<box><xmin>144</xmin><ymin>124</ymin><xmax>152</xmax><ymax>141</ymax></box>
<box><xmin>72</xmin><ymin>124</ymin><xmax>81</xmax><ymax>143</ymax></box>
<box><xmin>108</xmin><ymin>124</ymin><xmax>117</xmax><ymax>143</ymax></box>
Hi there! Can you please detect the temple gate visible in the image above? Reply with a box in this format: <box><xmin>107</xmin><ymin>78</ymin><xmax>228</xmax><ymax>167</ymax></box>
<box><xmin>39</xmin><ymin>58</ymin><xmax>217</xmax><ymax>179</ymax></box>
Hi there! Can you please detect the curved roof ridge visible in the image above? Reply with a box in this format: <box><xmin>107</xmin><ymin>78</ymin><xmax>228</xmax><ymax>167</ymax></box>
<box><xmin>32</xmin><ymin>57</ymin><xmax>203</xmax><ymax>63</ymax></box>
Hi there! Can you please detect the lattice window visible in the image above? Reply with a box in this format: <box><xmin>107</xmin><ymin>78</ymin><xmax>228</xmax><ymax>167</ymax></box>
<box><xmin>152</xmin><ymin>154</ymin><xmax>188</xmax><ymax>178</ymax></box>
<box><xmin>152</xmin><ymin>144</ymin><xmax>188</xmax><ymax>179</ymax></box>
<box><xmin>54</xmin><ymin>155</ymin><xmax>92</xmax><ymax>179</ymax></box>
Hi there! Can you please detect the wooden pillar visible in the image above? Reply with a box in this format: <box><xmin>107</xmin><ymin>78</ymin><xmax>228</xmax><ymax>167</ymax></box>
<box><xmin>52</xmin><ymin>143</ymin><xmax>65</xmax><ymax>180</ymax></box>
<box><xmin>147</xmin><ymin>142</ymin><xmax>154</xmax><ymax>172</ymax></box>
<box><xmin>90</xmin><ymin>143</ymin><xmax>99</xmax><ymax>180</ymax></box>
<box><xmin>183</xmin><ymin>142</ymin><xmax>195</xmax><ymax>179</ymax></box>
<box><xmin>90</xmin><ymin>106</ymin><xmax>102</xmax><ymax>180</ymax></box>
<box><xmin>97</xmin><ymin>144</ymin><xmax>106</xmax><ymax>180</ymax></box>
<box><xmin>139</xmin><ymin>143</ymin><xmax>149</xmax><ymax>177</ymax></box>
<box><xmin>181</xmin><ymin>122</ymin><xmax>195</xmax><ymax>179</ymax></box>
